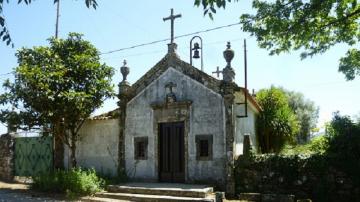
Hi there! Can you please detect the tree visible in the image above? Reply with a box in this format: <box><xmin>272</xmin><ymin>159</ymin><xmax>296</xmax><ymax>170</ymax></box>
<box><xmin>0</xmin><ymin>33</ymin><xmax>114</xmax><ymax>168</ymax></box>
<box><xmin>256</xmin><ymin>86</ymin><xmax>299</xmax><ymax>153</ymax></box>
<box><xmin>325</xmin><ymin>112</ymin><xmax>360</xmax><ymax>181</ymax></box>
<box><xmin>194</xmin><ymin>0</ymin><xmax>360</xmax><ymax>80</ymax></box>
<box><xmin>0</xmin><ymin>0</ymin><xmax>98</xmax><ymax>47</ymax></box>
<box><xmin>282</xmin><ymin>89</ymin><xmax>319</xmax><ymax>143</ymax></box>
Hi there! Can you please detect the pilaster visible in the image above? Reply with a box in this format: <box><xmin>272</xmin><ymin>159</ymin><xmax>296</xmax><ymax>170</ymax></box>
<box><xmin>221</xmin><ymin>42</ymin><xmax>236</xmax><ymax>196</ymax></box>
<box><xmin>222</xmin><ymin>82</ymin><xmax>236</xmax><ymax>196</ymax></box>
<box><xmin>117</xmin><ymin>61</ymin><xmax>132</xmax><ymax>177</ymax></box>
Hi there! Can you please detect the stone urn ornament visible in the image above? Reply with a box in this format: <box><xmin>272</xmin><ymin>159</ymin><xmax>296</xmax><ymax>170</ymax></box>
<box><xmin>223</xmin><ymin>42</ymin><xmax>234</xmax><ymax>66</ymax></box>
<box><xmin>120</xmin><ymin>60</ymin><xmax>130</xmax><ymax>82</ymax></box>
<box><xmin>222</xmin><ymin>42</ymin><xmax>235</xmax><ymax>83</ymax></box>
<box><xmin>119</xmin><ymin>60</ymin><xmax>131</xmax><ymax>97</ymax></box>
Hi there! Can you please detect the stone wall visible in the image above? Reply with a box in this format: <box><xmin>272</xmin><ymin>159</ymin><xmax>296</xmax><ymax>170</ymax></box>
<box><xmin>235</xmin><ymin>154</ymin><xmax>360</xmax><ymax>202</ymax></box>
<box><xmin>233</xmin><ymin>90</ymin><xmax>258</xmax><ymax>156</ymax></box>
<box><xmin>64</xmin><ymin>119</ymin><xmax>120</xmax><ymax>176</ymax></box>
<box><xmin>0</xmin><ymin>134</ymin><xmax>14</xmax><ymax>181</ymax></box>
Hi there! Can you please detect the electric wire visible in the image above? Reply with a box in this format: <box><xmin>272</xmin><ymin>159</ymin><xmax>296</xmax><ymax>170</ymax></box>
<box><xmin>0</xmin><ymin>23</ymin><xmax>243</xmax><ymax>76</ymax></box>
<box><xmin>100</xmin><ymin>22</ymin><xmax>241</xmax><ymax>55</ymax></box>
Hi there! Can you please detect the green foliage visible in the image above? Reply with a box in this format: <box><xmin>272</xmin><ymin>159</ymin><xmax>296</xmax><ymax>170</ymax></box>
<box><xmin>0</xmin><ymin>33</ymin><xmax>114</xmax><ymax>167</ymax></box>
<box><xmin>0</xmin><ymin>0</ymin><xmax>97</xmax><ymax>47</ymax></box>
<box><xmin>98</xmin><ymin>168</ymin><xmax>128</xmax><ymax>186</ymax></box>
<box><xmin>194</xmin><ymin>0</ymin><xmax>238</xmax><ymax>19</ymax></box>
<box><xmin>339</xmin><ymin>48</ymin><xmax>360</xmax><ymax>80</ymax></box>
<box><xmin>235</xmin><ymin>112</ymin><xmax>360</xmax><ymax>201</ymax></box>
<box><xmin>195</xmin><ymin>0</ymin><xmax>360</xmax><ymax>80</ymax></box>
<box><xmin>284</xmin><ymin>90</ymin><xmax>319</xmax><ymax>143</ymax></box>
<box><xmin>256</xmin><ymin>86</ymin><xmax>299</xmax><ymax>153</ymax></box>
<box><xmin>326</xmin><ymin>112</ymin><xmax>360</xmax><ymax>183</ymax></box>
<box><xmin>281</xmin><ymin>135</ymin><xmax>329</xmax><ymax>155</ymax></box>
<box><xmin>32</xmin><ymin>168</ymin><xmax>105</xmax><ymax>197</ymax></box>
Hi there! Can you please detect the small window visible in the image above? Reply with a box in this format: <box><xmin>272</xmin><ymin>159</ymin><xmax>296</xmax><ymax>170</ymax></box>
<box><xmin>196</xmin><ymin>135</ymin><xmax>213</xmax><ymax>161</ymax></box>
<box><xmin>136</xmin><ymin>141</ymin><xmax>146</xmax><ymax>158</ymax></box>
<box><xmin>134</xmin><ymin>137</ymin><xmax>148</xmax><ymax>160</ymax></box>
<box><xmin>199</xmin><ymin>140</ymin><xmax>209</xmax><ymax>157</ymax></box>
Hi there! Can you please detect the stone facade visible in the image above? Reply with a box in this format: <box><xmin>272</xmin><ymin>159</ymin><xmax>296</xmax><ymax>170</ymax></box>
<box><xmin>0</xmin><ymin>134</ymin><xmax>14</xmax><ymax>181</ymax></box>
<box><xmin>71</xmin><ymin>43</ymin><xmax>261</xmax><ymax>194</ymax></box>
<box><xmin>124</xmin><ymin>67</ymin><xmax>226</xmax><ymax>185</ymax></box>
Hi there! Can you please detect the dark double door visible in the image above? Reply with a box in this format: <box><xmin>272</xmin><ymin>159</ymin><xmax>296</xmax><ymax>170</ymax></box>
<box><xmin>159</xmin><ymin>122</ymin><xmax>185</xmax><ymax>183</ymax></box>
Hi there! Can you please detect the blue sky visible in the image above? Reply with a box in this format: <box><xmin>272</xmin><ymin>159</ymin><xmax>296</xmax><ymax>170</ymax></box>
<box><xmin>0</xmin><ymin>0</ymin><xmax>359</xmax><ymax>134</ymax></box>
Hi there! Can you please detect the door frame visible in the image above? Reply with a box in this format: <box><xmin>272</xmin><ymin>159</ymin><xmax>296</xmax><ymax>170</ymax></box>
<box><xmin>151</xmin><ymin>100</ymin><xmax>192</xmax><ymax>183</ymax></box>
<box><xmin>158</xmin><ymin>121</ymin><xmax>185</xmax><ymax>183</ymax></box>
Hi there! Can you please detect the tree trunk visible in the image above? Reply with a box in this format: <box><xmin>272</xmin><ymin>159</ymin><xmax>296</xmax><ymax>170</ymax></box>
<box><xmin>70</xmin><ymin>134</ymin><xmax>77</xmax><ymax>168</ymax></box>
<box><xmin>53</xmin><ymin>122</ymin><xmax>64</xmax><ymax>169</ymax></box>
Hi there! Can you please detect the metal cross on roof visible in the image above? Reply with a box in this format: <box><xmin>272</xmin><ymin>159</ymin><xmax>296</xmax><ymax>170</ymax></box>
<box><xmin>163</xmin><ymin>8</ymin><xmax>182</xmax><ymax>44</ymax></box>
<box><xmin>212</xmin><ymin>66</ymin><xmax>223</xmax><ymax>78</ymax></box>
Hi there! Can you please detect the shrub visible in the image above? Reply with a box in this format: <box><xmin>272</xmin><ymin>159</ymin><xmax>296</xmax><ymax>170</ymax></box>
<box><xmin>235</xmin><ymin>112</ymin><xmax>360</xmax><ymax>201</ymax></box>
<box><xmin>256</xmin><ymin>86</ymin><xmax>299</xmax><ymax>153</ymax></box>
<box><xmin>97</xmin><ymin>167</ymin><xmax>128</xmax><ymax>185</ymax></box>
<box><xmin>32</xmin><ymin>168</ymin><xmax>105</xmax><ymax>197</ymax></box>
<box><xmin>281</xmin><ymin>135</ymin><xmax>329</xmax><ymax>155</ymax></box>
<box><xmin>326</xmin><ymin>112</ymin><xmax>360</xmax><ymax>184</ymax></box>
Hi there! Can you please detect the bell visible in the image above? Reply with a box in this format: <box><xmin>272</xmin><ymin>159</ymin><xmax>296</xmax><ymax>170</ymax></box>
<box><xmin>193</xmin><ymin>49</ymin><xmax>200</xmax><ymax>59</ymax></box>
<box><xmin>192</xmin><ymin>42</ymin><xmax>200</xmax><ymax>59</ymax></box>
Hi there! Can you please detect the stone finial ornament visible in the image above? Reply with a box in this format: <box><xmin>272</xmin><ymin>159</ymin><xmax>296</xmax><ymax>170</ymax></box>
<box><xmin>118</xmin><ymin>60</ymin><xmax>131</xmax><ymax>98</ymax></box>
<box><xmin>222</xmin><ymin>42</ymin><xmax>235</xmax><ymax>83</ymax></box>
<box><xmin>120</xmin><ymin>60</ymin><xmax>130</xmax><ymax>82</ymax></box>
<box><xmin>223</xmin><ymin>42</ymin><xmax>234</xmax><ymax>67</ymax></box>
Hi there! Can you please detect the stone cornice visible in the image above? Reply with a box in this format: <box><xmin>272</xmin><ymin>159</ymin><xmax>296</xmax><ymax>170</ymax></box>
<box><xmin>150</xmin><ymin>100</ymin><xmax>192</xmax><ymax>110</ymax></box>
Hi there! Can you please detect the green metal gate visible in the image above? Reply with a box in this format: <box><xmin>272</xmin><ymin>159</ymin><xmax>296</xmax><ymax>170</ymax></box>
<box><xmin>14</xmin><ymin>136</ymin><xmax>53</xmax><ymax>176</ymax></box>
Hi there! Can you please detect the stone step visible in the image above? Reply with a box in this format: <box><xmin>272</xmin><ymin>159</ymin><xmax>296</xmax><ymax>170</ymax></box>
<box><xmin>95</xmin><ymin>192</ymin><xmax>215</xmax><ymax>202</ymax></box>
<box><xmin>238</xmin><ymin>193</ymin><xmax>261</xmax><ymax>202</ymax></box>
<box><xmin>107</xmin><ymin>183</ymin><xmax>213</xmax><ymax>198</ymax></box>
<box><xmin>82</xmin><ymin>196</ymin><xmax>126</xmax><ymax>202</ymax></box>
<box><xmin>238</xmin><ymin>193</ymin><xmax>296</xmax><ymax>202</ymax></box>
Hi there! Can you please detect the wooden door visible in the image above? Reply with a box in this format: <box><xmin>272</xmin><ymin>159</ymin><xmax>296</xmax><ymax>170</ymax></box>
<box><xmin>159</xmin><ymin>122</ymin><xmax>185</xmax><ymax>183</ymax></box>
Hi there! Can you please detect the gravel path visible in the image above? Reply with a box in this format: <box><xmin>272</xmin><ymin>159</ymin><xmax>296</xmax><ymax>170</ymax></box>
<box><xmin>0</xmin><ymin>181</ymin><xmax>65</xmax><ymax>202</ymax></box>
<box><xmin>0</xmin><ymin>189</ymin><xmax>64</xmax><ymax>202</ymax></box>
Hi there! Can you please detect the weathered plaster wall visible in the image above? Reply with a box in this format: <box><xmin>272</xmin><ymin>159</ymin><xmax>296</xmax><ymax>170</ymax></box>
<box><xmin>64</xmin><ymin>119</ymin><xmax>119</xmax><ymax>176</ymax></box>
<box><xmin>234</xmin><ymin>92</ymin><xmax>258</xmax><ymax>156</ymax></box>
<box><xmin>0</xmin><ymin>134</ymin><xmax>14</xmax><ymax>181</ymax></box>
<box><xmin>125</xmin><ymin>67</ymin><xmax>226</xmax><ymax>183</ymax></box>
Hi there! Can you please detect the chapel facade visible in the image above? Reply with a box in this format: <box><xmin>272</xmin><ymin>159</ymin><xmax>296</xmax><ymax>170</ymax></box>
<box><xmin>63</xmin><ymin>10</ymin><xmax>261</xmax><ymax>193</ymax></box>
<box><xmin>64</xmin><ymin>42</ymin><xmax>260</xmax><ymax>194</ymax></box>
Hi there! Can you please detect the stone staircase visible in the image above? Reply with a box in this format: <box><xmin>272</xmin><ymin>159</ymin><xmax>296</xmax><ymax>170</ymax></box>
<box><xmin>88</xmin><ymin>182</ymin><xmax>216</xmax><ymax>202</ymax></box>
<box><xmin>238</xmin><ymin>193</ymin><xmax>299</xmax><ymax>202</ymax></box>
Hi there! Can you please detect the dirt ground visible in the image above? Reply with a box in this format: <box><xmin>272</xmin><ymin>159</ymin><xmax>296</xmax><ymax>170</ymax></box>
<box><xmin>0</xmin><ymin>180</ymin><xmax>68</xmax><ymax>201</ymax></box>
<box><xmin>0</xmin><ymin>181</ymin><xmax>29</xmax><ymax>190</ymax></box>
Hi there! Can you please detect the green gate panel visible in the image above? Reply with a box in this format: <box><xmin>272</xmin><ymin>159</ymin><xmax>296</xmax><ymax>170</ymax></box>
<box><xmin>14</xmin><ymin>136</ymin><xmax>53</xmax><ymax>176</ymax></box>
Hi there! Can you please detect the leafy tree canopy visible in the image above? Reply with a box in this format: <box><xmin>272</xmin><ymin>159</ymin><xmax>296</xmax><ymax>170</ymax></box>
<box><xmin>0</xmin><ymin>32</ymin><xmax>114</xmax><ymax>167</ymax></box>
<box><xmin>325</xmin><ymin>112</ymin><xmax>360</xmax><ymax>180</ymax></box>
<box><xmin>194</xmin><ymin>0</ymin><xmax>360</xmax><ymax>80</ymax></box>
<box><xmin>0</xmin><ymin>0</ymin><xmax>98</xmax><ymax>47</ymax></box>
<box><xmin>256</xmin><ymin>86</ymin><xmax>299</xmax><ymax>153</ymax></box>
<box><xmin>282</xmin><ymin>88</ymin><xmax>319</xmax><ymax>143</ymax></box>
